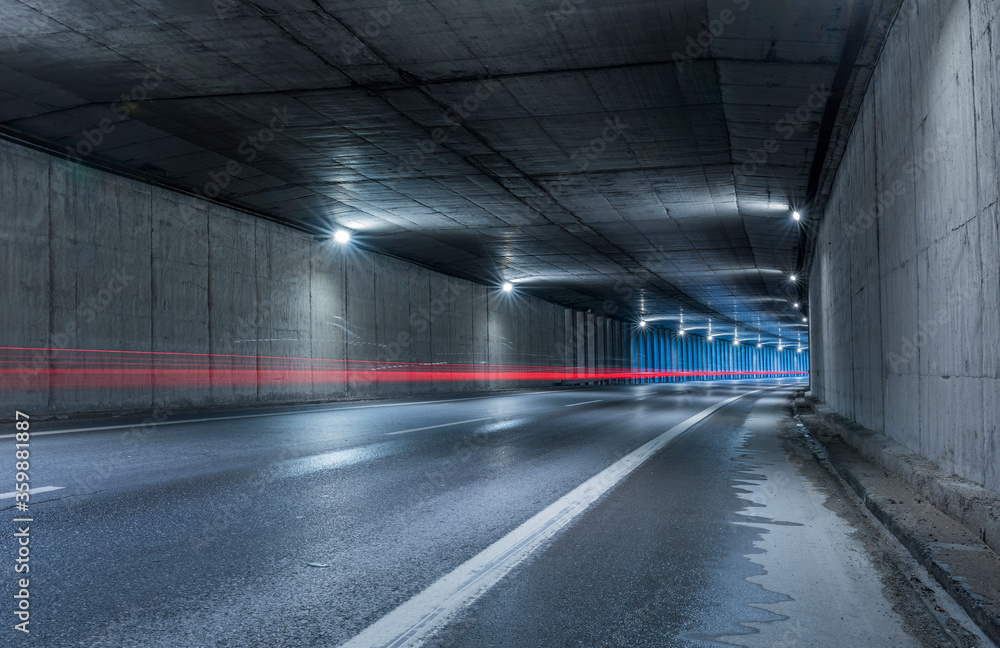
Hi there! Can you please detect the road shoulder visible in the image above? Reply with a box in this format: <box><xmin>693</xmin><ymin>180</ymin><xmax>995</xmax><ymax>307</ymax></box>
<box><xmin>795</xmin><ymin>393</ymin><xmax>1000</xmax><ymax>646</ymax></box>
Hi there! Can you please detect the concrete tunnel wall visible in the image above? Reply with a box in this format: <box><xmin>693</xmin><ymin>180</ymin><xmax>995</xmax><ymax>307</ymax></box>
<box><xmin>1</xmin><ymin>134</ymin><xmax>806</xmax><ymax>415</ymax></box>
<box><xmin>0</xmin><ymin>137</ymin><xmax>635</xmax><ymax>414</ymax></box>
<box><xmin>809</xmin><ymin>0</ymin><xmax>1000</xmax><ymax>492</ymax></box>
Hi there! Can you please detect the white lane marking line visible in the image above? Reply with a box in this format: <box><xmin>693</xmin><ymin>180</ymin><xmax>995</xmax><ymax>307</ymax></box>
<box><xmin>0</xmin><ymin>392</ymin><xmax>554</xmax><ymax>439</ymax></box>
<box><xmin>386</xmin><ymin>417</ymin><xmax>495</xmax><ymax>436</ymax></box>
<box><xmin>338</xmin><ymin>389</ymin><xmax>763</xmax><ymax>648</ymax></box>
<box><xmin>563</xmin><ymin>399</ymin><xmax>604</xmax><ymax>407</ymax></box>
<box><xmin>0</xmin><ymin>486</ymin><xmax>64</xmax><ymax>499</ymax></box>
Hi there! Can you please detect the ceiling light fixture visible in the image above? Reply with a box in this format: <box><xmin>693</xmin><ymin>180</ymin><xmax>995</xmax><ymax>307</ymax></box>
<box><xmin>792</xmin><ymin>211</ymin><xmax>802</xmax><ymax>221</ymax></box>
<box><xmin>789</xmin><ymin>274</ymin><xmax>798</xmax><ymax>282</ymax></box>
<box><xmin>502</xmin><ymin>282</ymin><xmax>513</xmax><ymax>292</ymax></box>
<box><xmin>639</xmin><ymin>319</ymin><xmax>647</xmax><ymax>328</ymax></box>
<box><xmin>333</xmin><ymin>229</ymin><xmax>351</xmax><ymax>244</ymax></box>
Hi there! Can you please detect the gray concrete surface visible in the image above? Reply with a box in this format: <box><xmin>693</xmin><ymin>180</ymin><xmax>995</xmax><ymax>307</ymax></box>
<box><xmin>806</xmin><ymin>396</ymin><xmax>1000</xmax><ymax>558</ymax></box>
<box><xmin>808</xmin><ymin>0</ymin><xmax>1000</xmax><ymax>494</ymax></box>
<box><xmin>797</xmin><ymin>395</ymin><xmax>1000</xmax><ymax>646</ymax></box>
<box><xmin>0</xmin><ymin>137</ymin><xmax>615</xmax><ymax>412</ymax></box>
<box><xmin>0</xmin><ymin>135</ymin><xmax>804</xmax><ymax>415</ymax></box>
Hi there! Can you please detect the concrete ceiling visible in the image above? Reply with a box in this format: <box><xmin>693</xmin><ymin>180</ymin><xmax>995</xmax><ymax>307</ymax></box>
<box><xmin>0</xmin><ymin>0</ymin><xmax>900</xmax><ymax>346</ymax></box>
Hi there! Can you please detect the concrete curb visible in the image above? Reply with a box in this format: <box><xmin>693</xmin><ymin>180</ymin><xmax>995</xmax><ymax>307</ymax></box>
<box><xmin>795</xmin><ymin>394</ymin><xmax>1000</xmax><ymax>645</ymax></box>
<box><xmin>804</xmin><ymin>395</ymin><xmax>1000</xmax><ymax>557</ymax></box>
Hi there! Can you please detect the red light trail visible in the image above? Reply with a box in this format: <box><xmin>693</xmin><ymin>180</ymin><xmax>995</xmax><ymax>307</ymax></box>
<box><xmin>0</xmin><ymin>347</ymin><xmax>807</xmax><ymax>391</ymax></box>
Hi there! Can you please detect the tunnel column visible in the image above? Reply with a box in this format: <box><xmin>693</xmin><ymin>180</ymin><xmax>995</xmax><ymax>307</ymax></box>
<box><xmin>669</xmin><ymin>333</ymin><xmax>677</xmax><ymax>383</ymax></box>
<box><xmin>657</xmin><ymin>329</ymin><xmax>666</xmax><ymax>383</ymax></box>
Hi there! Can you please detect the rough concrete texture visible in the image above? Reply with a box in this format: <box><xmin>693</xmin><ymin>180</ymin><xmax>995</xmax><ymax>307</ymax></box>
<box><xmin>0</xmin><ymin>138</ymin><xmax>628</xmax><ymax>414</ymax></box>
<box><xmin>797</xmin><ymin>396</ymin><xmax>1000</xmax><ymax>646</ymax></box>
<box><xmin>1</xmin><ymin>135</ymin><xmax>810</xmax><ymax>415</ymax></box>
<box><xmin>806</xmin><ymin>396</ymin><xmax>1000</xmax><ymax>557</ymax></box>
<box><xmin>809</xmin><ymin>0</ymin><xmax>1000</xmax><ymax>493</ymax></box>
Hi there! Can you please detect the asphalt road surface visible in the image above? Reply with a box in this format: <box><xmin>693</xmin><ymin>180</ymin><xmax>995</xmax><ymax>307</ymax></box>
<box><xmin>0</xmin><ymin>379</ymin><xmax>988</xmax><ymax>647</ymax></box>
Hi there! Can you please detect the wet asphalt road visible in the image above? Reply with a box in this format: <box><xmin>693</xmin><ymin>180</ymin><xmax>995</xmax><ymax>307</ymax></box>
<box><xmin>0</xmin><ymin>378</ymin><xmax>921</xmax><ymax>647</ymax></box>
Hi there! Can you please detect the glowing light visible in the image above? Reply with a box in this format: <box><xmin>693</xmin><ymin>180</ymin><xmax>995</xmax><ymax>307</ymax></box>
<box><xmin>803</xmin><ymin>317</ymin><xmax>808</xmax><ymax>322</ymax></box>
<box><xmin>334</xmin><ymin>229</ymin><xmax>351</xmax><ymax>244</ymax></box>
<box><xmin>0</xmin><ymin>346</ymin><xmax>809</xmax><ymax>393</ymax></box>
<box><xmin>792</xmin><ymin>211</ymin><xmax>801</xmax><ymax>221</ymax></box>
<box><xmin>678</xmin><ymin>329</ymin><xmax>685</xmax><ymax>336</ymax></box>
<box><xmin>502</xmin><ymin>282</ymin><xmax>513</xmax><ymax>292</ymax></box>
<box><xmin>733</xmin><ymin>340</ymin><xmax>740</xmax><ymax>346</ymax></box>
<box><xmin>789</xmin><ymin>274</ymin><xmax>798</xmax><ymax>282</ymax></box>
<box><xmin>639</xmin><ymin>320</ymin><xmax>647</xmax><ymax>328</ymax></box>
<box><xmin>794</xmin><ymin>302</ymin><xmax>800</xmax><ymax>308</ymax></box>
